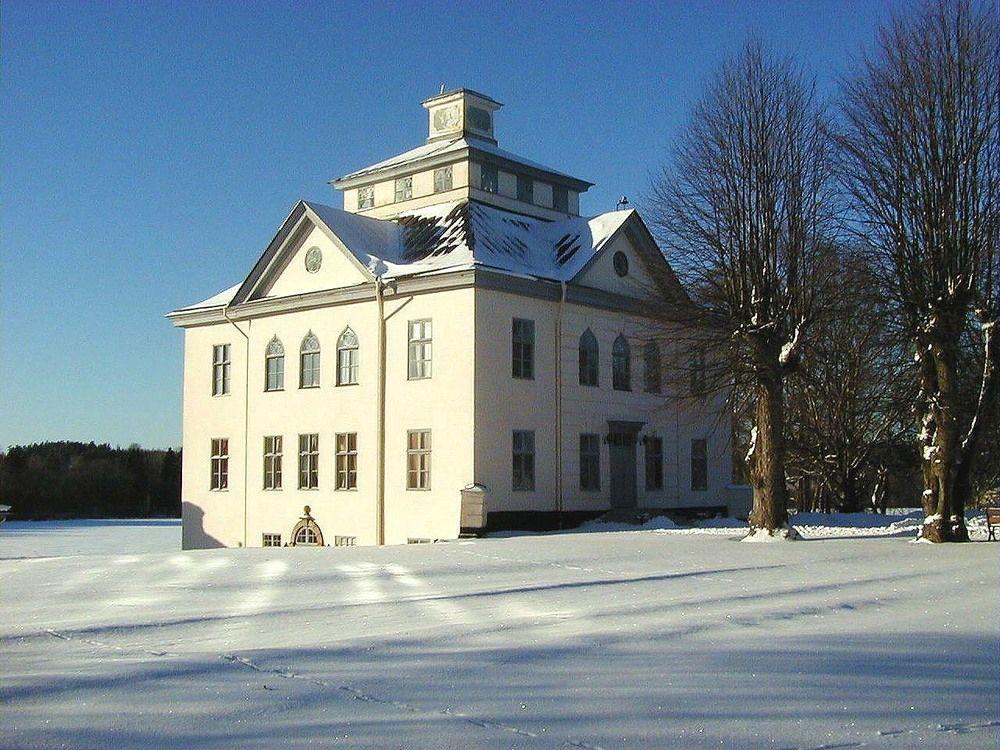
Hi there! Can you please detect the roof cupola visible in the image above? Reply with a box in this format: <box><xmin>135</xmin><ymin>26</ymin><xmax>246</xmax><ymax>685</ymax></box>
<box><xmin>422</xmin><ymin>88</ymin><xmax>502</xmax><ymax>145</ymax></box>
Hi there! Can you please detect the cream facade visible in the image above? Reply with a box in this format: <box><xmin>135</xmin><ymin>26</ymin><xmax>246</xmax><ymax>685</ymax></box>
<box><xmin>170</xmin><ymin>89</ymin><xmax>744</xmax><ymax>550</ymax></box>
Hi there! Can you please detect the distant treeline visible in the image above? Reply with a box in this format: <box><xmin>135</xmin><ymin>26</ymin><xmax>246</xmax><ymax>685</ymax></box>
<box><xmin>0</xmin><ymin>442</ymin><xmax>181</xmax><ymax>520</ymax></box>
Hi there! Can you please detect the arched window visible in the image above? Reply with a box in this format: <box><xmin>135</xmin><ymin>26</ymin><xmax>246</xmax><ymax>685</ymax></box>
<box><xmin>612</xmin><ymin>334</ymin><xmax>631</xmax><ymax>391</ymax></box>
<box><xmin>265</xmin><ymin>337</ymin><xmax>284</xmax><ymax>391</ymax></box>
<box><xmin>290</xmin><ymin>505</ymin><xmax>324</xmax><ymax>546</ymax></box>
<box><xmin>643</xmin><ymin>341</ymin><xmax>661</xmax><ymax>394</ymax></box>
<box><xmin>579</xmin><ymin>329</ymin><xmax>599</xmax><ymax>386</ymax></box>
<box><xmin>300</xmin><ymin>332</ymin><xmax>320</xmax><ymax>388</ymax></box>
<box><xmin>337</xmin><ymin>327</ymin><xmax>359</xmax><ymax>385</ymax></box>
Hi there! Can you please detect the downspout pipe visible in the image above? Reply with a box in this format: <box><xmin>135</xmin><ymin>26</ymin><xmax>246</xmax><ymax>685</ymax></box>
<box><xmin>223</xmin><ymin>306</ymin><xmax>250</xmax><ymax>548</ymax></box>
<box><xmin>556</xmin><ymin>281</ymin><xmax>567</xmax><ymax>527</ymax></box>
<box><xmin>375</xmin><ymin>277</ymin><xmax>387</xmax><ymax>545</ymax></box>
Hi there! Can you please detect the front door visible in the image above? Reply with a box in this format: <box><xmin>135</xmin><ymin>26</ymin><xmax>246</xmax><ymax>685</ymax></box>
<box><xmin>609</xmin><ymin>431</ymin><xmax>638</xmax><ymax>508</ymax></box>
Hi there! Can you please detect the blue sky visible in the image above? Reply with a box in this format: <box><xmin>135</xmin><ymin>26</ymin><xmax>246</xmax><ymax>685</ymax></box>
<box><xmin>0</xmin><ymin>0</ymin><xmax>901</xmax><ymax>449</ymax></box>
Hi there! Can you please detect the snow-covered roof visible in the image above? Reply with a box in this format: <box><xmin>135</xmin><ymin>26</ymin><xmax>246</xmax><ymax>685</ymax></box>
<box><xmin>175</xmin><ymin>282</ymin><xmax>242</xmax><ymax>311</ymax></box>
<box><xmin>333</xmin><ymin>137</ymin><xmax>592</xmax><ymax>188</ymax></box>
<box><xmin>304</xmin><ymin>199</ymin><xmax>634</xmax><ymax>283</ymax></box>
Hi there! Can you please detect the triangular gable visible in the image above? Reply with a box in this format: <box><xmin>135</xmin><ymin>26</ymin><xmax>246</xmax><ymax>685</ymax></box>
<box><xmin>570</xmin><ymin>211</ymin><xmax>687</xmax><ymax>304</ymax></box>
<box><xmin>232</xmin><ymin>201</ymin><xmax>379</xmax><ymax>305</ymax></box>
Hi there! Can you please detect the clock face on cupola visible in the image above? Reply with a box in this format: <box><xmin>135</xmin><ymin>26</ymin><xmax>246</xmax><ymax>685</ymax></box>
<box><xmin>423</xmin><ymin>88</ymin><xmax>501</xmax><ymax>144</ymax></box>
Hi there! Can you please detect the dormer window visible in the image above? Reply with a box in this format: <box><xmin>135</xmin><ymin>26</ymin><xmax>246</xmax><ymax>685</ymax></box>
<box><xmin>481</xmin><ymin>164</ymin><xmax>498</xmax><ymax>193</ymax></box>
<box><xmin>358</xmin><ymin>186</ymin><xmax>374</xmax><ymax>210</ymax></box>
<box><xmin>394</xmin><ymin>176</ymin><xmax>412</xmax><ymax>202</ymax></box>
<box><xmin>434</xmin><ymin>166</ymin><xmax>453</xmax><ymax>193</ymax></box>
<box><xmin>552</xmin><ymin>185</ymin><xmax>569</xmax><ymax>213</ymax></box>
<box><xmin>517</xmin><ymin>175</ymin><xmax>533</xmax><ymax>204</ymax></box>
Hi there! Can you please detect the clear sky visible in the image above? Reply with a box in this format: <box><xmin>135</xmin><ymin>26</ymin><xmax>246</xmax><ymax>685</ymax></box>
<box><xmin>0</xmin><ymin>0</ymin><xmax>902</xmax><ymax>450</ymax></box>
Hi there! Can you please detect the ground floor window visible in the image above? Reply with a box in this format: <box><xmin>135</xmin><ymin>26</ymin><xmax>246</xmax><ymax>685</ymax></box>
<box><xmin>334</xmin><ymin>535</ymin><xmax>356</xmax><ymax>547</ymax></box>
<box><xmin>290</xmin><ymin>506</ymin><xmax>323</xmax><ymax>546</ymax></box>
<box><xmin>210</xmin><ymin>438</ymin><xmax>228</xmax><ymax>490</ymax></box>
<box><xmin>335</xmin><ymin>433</ymin><xmax>358</xmax><ymax>490</ymax></box>
<box><xmin>407</xmin><ymin>430</ymin><xmax>431</xmax><ymax>489</ymax></box>
<box><xmin>645</xmin><ymin>437</ymin><xmax>664</xmax><ymax>491</ymax></box>
<box><xmin>691</xmin><ymin>438</ymin><xmax>708</xmax><ymax>491</ymax></box>
<box><xmin>513</xmin><ymin>430</ymin><xmax>535</xmax><ymax>491</ymax></box>
<box><xmin>580</xmin><ymin>433</ymin><xmax>600</xmax><ymax>491</ymax></box>
<box><xmin>262</xmin><ymin>533</ymin><xmax>281</xmax><ymax>547</ymax></box>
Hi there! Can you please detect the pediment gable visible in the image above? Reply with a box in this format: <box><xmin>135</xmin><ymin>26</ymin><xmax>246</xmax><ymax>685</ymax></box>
<box><xmin>233</xmin><ymin>202</ymin><xmax>376</xmax><ymax>305</ymax></box>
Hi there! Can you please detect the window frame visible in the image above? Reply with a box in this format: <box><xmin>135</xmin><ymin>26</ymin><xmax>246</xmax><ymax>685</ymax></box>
<box><xmin>511</xmin><ymin>318</ymin><xmax>535</xmax><ymax>380</ymax></box>
<box><xmin>407</xmin><ymin>319</ymin><xmax>433</xmax><ymax>380</ymax></box>
<box><xmin>262</xmin><ymin>533</ymin><xmax>282</xmax><ymax>547</ymax></box>
<box><xmin>336</xmin><ymin>327</ymin><xmax>359</xmax><ymax>386</ymax></box>
<box><xmin>644</xmin><ymin>341</ymin><xmax>662</xmax><ymax>394</ymax></box>
<box><xmin>357</xmin><ymin>186</ymin><xmax>374</xmax><ymax>209</ymax></box>
<box><xmin>299</xmin><ymin>332</ymin><xmax>321</xmax><ymax>389</ymax></box>
<box><xmin>433</xmin><ymin>165</ymin><xmax>453</xmax><ymax>193</ymax></box>
<box><xmin>298</xmin><ymin>433</ymin><xmax>319</xmax><ymax>490</ymax></box>
<box><xmin>579</xmin><ymin>433</ymin><xmax>601</xmax><ymax>491</ymax></box>
<box><xmin>406</xmin><ymin>429</ymin><xmax>432</xmax><ymax>490</ymax></box>
<box><xmin>480</xmin><ymin>163</ymin><xmax>499</xmax><ymax>193</ymax></box>
<box><xmin>690</xmin><ymin>349</ymin><xmax>707</xmax><ymax>397</ymax></box>
<box><xmin>335</xmin><ymin>432</ymin><xmax>358</xmax><ymax>490</ymax></box>
<box><xmin>263</xmin><ymin>435</ymin><xmax>283</xmax><ymax>490</ymax></box>
<box><xmin>512</xmin><ymin>430</ymin><xmax>536</xmax><ymax>492</ymax></box>
<box><xmin>264</xmin><ymin>337</ymin><xmax>284</xmax><ymax>392</ymax></box>
<box><xmin>394</xmin><ymin>176</ymin><xmax>413</xmax><ymax>202</ymax></box>
<box><xmin>552</xmin><ymin>185</ymin><xmax>569</xmax><ymax>213</ymax></box>
<box><xmin>579</xmin><ymin>328</ymin><xmax>599</xmax><ymax>386</ymax></box>
<box><xmin>645</xmin><ymin>436</ymin><xmax>664</xmax><ymax>491</ymax></box>
<box><xmin>516</xmin><ymin>174</ymin><xmax>534</xmax><ymax>204</ymax></box>
<box><xmin>612</xmin><ymin>334</ymin><xmax>631</xmax><ymax>391</ymax></box>
<box><xmin>212</xmin><ymin>344</ymin><xmax>231</xmax><ymax>396</ymax></box>
<box><xmin>691</xmin><ymin>438</ymin><xmax>708</xmax><ymax>491</ymax></box>
<box><xmin>210</xmin><ymin>438</ymin><xmax>229</xmax><ymax>491</ymax></box>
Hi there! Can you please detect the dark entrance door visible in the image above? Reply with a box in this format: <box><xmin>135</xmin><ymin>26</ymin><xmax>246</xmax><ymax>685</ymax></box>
<box><xmin>608</xmin><ymin>421</ymin><xmax>643</xmax><ymax>508</ymax></box>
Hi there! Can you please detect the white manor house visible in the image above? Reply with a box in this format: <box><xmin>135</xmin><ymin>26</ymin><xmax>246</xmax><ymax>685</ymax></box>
<box><xmin>168</xmin><ymin>88</ymin><xmax>744</xmax><ymax>549</ymax></box>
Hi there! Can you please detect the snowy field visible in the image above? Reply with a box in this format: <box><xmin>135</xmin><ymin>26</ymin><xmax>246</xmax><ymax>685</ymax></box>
<box><xmin>2</xmin><ymin>516</ymin><xmax>998</xmax><ymax>749</ymax></box>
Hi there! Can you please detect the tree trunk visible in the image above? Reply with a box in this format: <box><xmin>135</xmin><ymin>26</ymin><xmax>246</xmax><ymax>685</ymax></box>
<box><xmin>747</xmin><ymin>373</ymin><xmax>796</xmax><ymax>537</ymax></box>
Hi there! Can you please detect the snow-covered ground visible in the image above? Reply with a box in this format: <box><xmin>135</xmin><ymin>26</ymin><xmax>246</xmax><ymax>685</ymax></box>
<box><xmin>2</xmin><ymin>517</ymin><xmax>997</xmax><ymax>749</ymax></box>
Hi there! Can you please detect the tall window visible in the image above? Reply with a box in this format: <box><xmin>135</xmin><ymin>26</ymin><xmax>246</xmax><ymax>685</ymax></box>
<box><xmin>612</xmin><ymin>334</ymin><xmax>631</xmax><ymax>391</ymax></box>
<box><xmin>690</xmin><ymin>349</ymin><xmax>707</xmax><ymax>396</ymax></box>
<box><xmin>358</xmin><ymin>186</ymin><xmax>374</xmax><ymax>209</ymax></box>
<box><xmin>645</xmin><ymin>437</ymin><xmax>664</xmax><ymax>491</ymax></box>
<box><xmin>335</xmin><ymin>433</ymin><xmax>357</xmax><ymax>490</ymax></box>
<box><xmin>298</xmin><ymin>433</ymin><xmax>319</xmax><ymax>489</ymax></box>
<box><xmin>580</xmin><ymin>433</ymin><xmax>600</xmax><ymax>491</ymax></box>
<box><xmin>434</xmin><ymin>166</ymin><xmax>453</xmax><ymax>193</ymax></box>
<box><xmin>552</xmin><ymin>185</ymin><xmax>569</xmax><ymax>213</ymax></box>
<box><xmin>265</xmin><ymin>337</ymin><xmax>284</xmax><ymax>392</ymax></box>
<box><xmin>480</xmin><ymin>163</ymin><xmax>498</xmax><ymax>193</ymax></box>
<box><xmin>691</xmin><ymin>438</ymin><xmax>708</xmax><ymax>491</ymax></box>
<box><xmin>263</xmin><ymin>435</ymin><xmax>282</xmax><ymax>490</ymax></box>
<box><xmin>212</xmin><ymin>344</ymin><xmax>231</xmax><ymax>396</ymax></box>
<box><xmin>210</xmin><ymin>438</ymin><xmax>229</xmax><ymax>490</ymax></box>
<box><xmin>300</xmin><ymin>332</ymin><xmax>321</xmax><ymax>388</ymax></box>
<box><xmin>408</xmin><ymin>319</ymin><xmax>432</xmax><ymax>379</ymax></box>
<box><xmin>516</xmin><ymin>175</ymin><xmax>534</xmax><ymax>203</ymax></box>
<box><xmin>406</xmin><ymin>430</ymin><xmax>431</xmax><ymax>490</ymax></box>
<box><xmin>512</xmin><ymin>430</ymin><xmax>535</xmax><ymax>491</ymax></box>
<box><xmin>512</xmin><ymin>318</ymin><xmax>535</xmax><ymax>379</ymax></box>
<box><xmin>394</xmin><ymin>176</ymin><xmax>412</xmax><ymax>202</ymax></box>
<box><xmin>337</xmin><ymin>327</ymin><xmax>359</xmax><ymax>385</ymax></box>
<box><xmin>579</xmin><ymin>329</ymin><xmax>599</xmax><ymax>386</ymax></box>
<box><xmin>644</xmin><ymin>341</ymin><xmax>662</xmax><ymax>394</ymax></box>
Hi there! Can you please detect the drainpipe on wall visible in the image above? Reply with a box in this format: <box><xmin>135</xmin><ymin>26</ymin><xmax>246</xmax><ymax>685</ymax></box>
<box><xmin>223</xmin><ymin>306</ymin><xmax>250</xmax><ymax>548</ymax></box>
<box><xmin>375</xmin><ymin>277</ymin><xmax>387</xmax><ymax>545</ymax></box>
<box><xmin>556</xmin><ymin>281</ymin><xmax>567</xmax><ymax>528</ymax></box>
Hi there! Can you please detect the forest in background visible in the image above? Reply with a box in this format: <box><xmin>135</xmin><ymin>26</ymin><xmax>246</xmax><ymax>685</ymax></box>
<box><xmin>0</xmin><ymin>442</ymin><xmax>181</xmax><ymax>520</ymax></box>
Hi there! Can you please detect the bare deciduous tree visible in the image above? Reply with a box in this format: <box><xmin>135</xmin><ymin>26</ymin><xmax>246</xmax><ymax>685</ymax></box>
<box><xmin>837</xmin><ymin>0</ymin><xmax>999</xmax><ymax>542</ymax></box>
<box><xmin>649</xmin><ymin>41</ymin><xmax>839</xmax><ymax>539</ymax></box>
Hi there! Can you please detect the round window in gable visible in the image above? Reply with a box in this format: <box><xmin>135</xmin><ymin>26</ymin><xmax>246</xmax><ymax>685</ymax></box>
<box><xmin>613</xmin><ymin>251</ymin><xmax>629</xmax><ymax>277</ymax></box>
<box><xmin>304</xmin><ymin>246</ymin><xmax>323</xmax><ymax>273</ymax></box>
